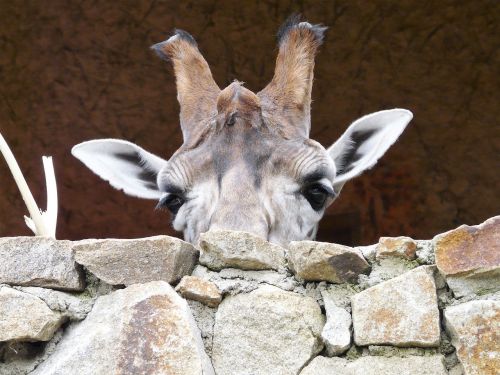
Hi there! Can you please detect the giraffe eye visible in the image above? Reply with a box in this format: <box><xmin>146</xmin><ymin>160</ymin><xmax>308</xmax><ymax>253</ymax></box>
<box><xmin>302</xmin><ymin>183</ymin><xmax>334</xmax><ymax>211</ymax></box>
<box><xmin>157</xmin><ymin>194</ymin><xmax>185</xmax><ymax>215</ymax></box>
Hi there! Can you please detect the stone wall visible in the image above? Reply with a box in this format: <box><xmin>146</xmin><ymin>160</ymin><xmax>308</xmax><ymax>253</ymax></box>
<box><xmin>1</xmin><ymin>1</ymin><xmax>499</xmax><ymax>245</ymax></box>
<box><xmin>1</xmin><ymin>216</ymin><xmax>498</xmax><ymax>374</ymax></box>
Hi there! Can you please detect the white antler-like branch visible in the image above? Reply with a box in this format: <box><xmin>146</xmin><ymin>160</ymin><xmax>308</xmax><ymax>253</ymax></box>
<box><xmin>0</xmin><ymin>131</ymin><xmax>58</xmax><ymax>238</ymax></box>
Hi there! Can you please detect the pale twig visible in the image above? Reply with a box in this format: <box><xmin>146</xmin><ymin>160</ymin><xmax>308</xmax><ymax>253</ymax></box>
<box><xmin>0</xmin><ymin>131</ymin><xmax>58</xmax><ymax>238</ymax></box>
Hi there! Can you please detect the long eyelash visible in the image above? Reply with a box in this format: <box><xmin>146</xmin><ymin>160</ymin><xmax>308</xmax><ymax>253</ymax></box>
<box><xmin>156</xmin><ymin>195</ymin><xmax>170</xmax><ymax>210</ymax></box>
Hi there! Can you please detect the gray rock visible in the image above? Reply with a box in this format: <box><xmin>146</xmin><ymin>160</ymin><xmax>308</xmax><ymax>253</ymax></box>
<box><xmin>416</xmin><ymin>240</ymin><xmax>435</xmax><ymax>264</ymax></box>
<box><xmin>446</xmin><ymin>270</ymin><xmax>500</xmax><ymax>298</ymax></box>
<box><xmin>0</xmin><ymin>286</ymin><xmax>64</xmax><ymax>342</ymax></box>
<box><xmin>32</xmin><ymin>281</ymin><xmax>214</xmax><ymax>375</ymax></box>
<box><xmin>357</xmin><ymin>257</ymin><xmax>419</xmax><ymax>289</ymax></box>
<box><xmin>73</xmin><ymin>235</ymin><xmax>198</xmax><ymax>285</ymax></box>
<box><xmin>0</xmin><ymin>237</ymin><xmax>84</xmax><ymax>291</ymax></box>
<box><xmin>212</xmin><ymin>285</ymin><xmax>324</xmax><ymax>375</ymax></box>
<box><xmin>357</xmin><ymin>244</ymin><xmax>377</xmax><ymax>263</ymax></box>
<box><xmin>191</xmin><ymin>265</ymin><xmax>300</xmax><ymax>296</ymax></box>
<box><xmin>448</xmin><ymin>364</ymin><xmax>465</xmax><ymax>375</ymax></box>
<box><xmin>12</xmin><ymin>286</ymin><xmax>93</xmax><ymax>321</ymax></box>
<box><xmin>320</xmin><ymin>283</ymin><xmax>359</xmax><ymax>312</ymax></box>
<box><xmin>300</xmin><ymin>356</ymin><xmax>351</xmax><ymax>375</ymax></box>
<box><xmin>321</xmin><ymin>290</ymin><xmax>352</xmax><ymax>356</ymax></box>
<box><xmin>187</xmin><ymin>300</ymin><xmax>216</xmax><ymax>357</ymax></box>
<box><xmin>0</xmin><ymin>329</ymin><xmax>64</xmax><ymax>375</ymax></box>
<box><xmin>300</xmin><ymin>355</ymin><xmax>448</xmax><ymax>375</ymax></box>
<box><xmin>199</xmin><ymin>230</ymin><xmax>286</xmax><ymax>272</ymax></box>
<box><xmin>367</xmin><ymin>345</ymin><xmax>431</xmax><ymax>357</ymax></box>
<box><xmin>175</xmin><ymin>275</ymin><xmax>222</xmax><ymax>307</ymax></box>
<box><xmin>352</xmin><ymin>266</ymin><xmax>441</xmax><ymax>347</ymax></box>
<box><xmin>287</xmin><ymin>241</ymin><xmax>370</xmax><ymax>283</ymax></box>
<box><xmin>444</xmin><ymin>300</ymin><xmax>499</xmax><ymax>375</ymax></box>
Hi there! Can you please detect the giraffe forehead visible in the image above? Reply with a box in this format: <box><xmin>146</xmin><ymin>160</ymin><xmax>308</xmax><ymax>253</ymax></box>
<box><xmin>163</xmin><ymin>133</ymin><xmax>333</xmax><ymax>191</ymax></box>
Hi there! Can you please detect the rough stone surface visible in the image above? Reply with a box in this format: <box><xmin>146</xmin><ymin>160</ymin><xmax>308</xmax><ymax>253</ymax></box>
<box><xmin>300</xmin><ymin>355</ymin><xmax>448</xmax><ymax>375</ymax></box>
<box><xmin>300</xmin><ymin>356</ymin><xmax>351</xmax><ymax>375</ymax></box>
<box><xmin>449</xmin><ymin>364</ymin><xmax>465</xmax><ymax>375</ymax></box>
<box><xmin>367</xmin><ymin>345</ymin><xmax>434</xmax><ymax>357</ymax></box>
<box><xmin>0</xmin><ymin>237</ymin><xmax>84</xmax><ymax>291</ymax></box>
<box><xmin>434</xmin><ymin>216</ymin><xmax>500</xmax><ymax>297</ymax></box>
<box><xmin>212</xmin><ymin>285</ymin><xmax>324</xmax><ymax>375</ymax></box>
<box><xmin>0</xmin><ymin>286</ymin><xmax>64</xmax><ymax>342</ymax></box>
<box><xmin>192</xmin><ymin>265</ymin><xmax>355</xmax><ymax>309</ymax></box>
<box><xmin>446</xmin><ymin>273</ymin><xmax>500</xmax><ymax>299</ymax></box>
<box><xmin>416</xmin><ymin>240</ymin><xmax>436</xmax><ymax>265</ymax></box>
<box><xmin>444</xmin><ymin>300</ymin><xmax>499</xmax><ymax>375</ymax></box>
<box><xmin>320</xmin><ymin>284</ymin><xmax>359</xmax><ymax>312</ymax></box>
<box><xmin>73</xmin><ymin>236</ymin><xmax>199</xmax><ymax>286</ymax></box>
<box><xmin>32</xmin><ymin>281</ymin><xmax>214</xmax><ymax>375</ymax></box>
<box><xmin>12</xmin><ymin>286</ymin><xmax>93</xmax><ymax>321</ymax></box>
<box><xmin>288</xmin><ymin>241</ymin><xmax>370</xmax><ymax>283</ymax></box>
<box><xmin>352</xmin><ymin>266</ymin><xmax>441</xmax><ymax>347</ymax></box>
<box><xmin>376</xmin><ymin>236</ymin><xmax>417</xmax><ymax>260</ymax></box>
<box><xmin>357</xmin><ymin>244</ymin><xmax>377</xmax><ymax>263</ymax></box>
<box><xmin>199</xmin><ymin>230</ymin><xmax>286</xmax><ymax>272</ymax></box>
<box><xmin>192</xmin><ymin>265</ymin><xmax>300</xmax><ymax>296</ymax></box>
<box><xmin>186</xmin><ymin>300</ymin><xmax>216</xmax><ymax>357</ymax></box>
<box><xmin>358</xmin><ymin>258</ymin><xmax>419</xmax><ymax>289</ymax></box>
<box><xmin>0</xmin><ymin>329</ymin><xmax>64</xmax><ymax>375</ymax></box>
<box><xmin>176</xmin><ymin>275</ymin><xmax>222</xmax><ymax>307</ymax></box>
<box><xmin>321</xmin><ymin>290</ymin><xmax>351</xmax><ymax>356</ymax></box>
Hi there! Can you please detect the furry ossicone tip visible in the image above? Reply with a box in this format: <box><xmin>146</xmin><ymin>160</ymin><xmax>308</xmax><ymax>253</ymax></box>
<box><xmin>277</xmin><ymin>13</ymin><xmax>328</xmax><ymax>46</ymax></box>
<box><xmin>150</xmin><ymin>29</ymin><xmax>198</xmax><ymax>61</ymax></box>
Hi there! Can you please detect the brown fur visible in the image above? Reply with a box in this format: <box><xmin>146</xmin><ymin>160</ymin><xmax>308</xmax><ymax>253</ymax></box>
<box><xmin>258</xmin><ymin>20</ymin><xmax>326</xmax><ymax>139</ymax></box>
<box><xmin>216</xmin><ymin>82</ymin><xmax>262</xmax><ymax>129</ymax></box>
<box><xmin>153</xmin><ymin>19</ymin><xmax>325</xmax><ymax>144</ymax></box>
<box><xmin>153</xmin><ymin>32</ymin><xmax>220</xmax><ymax>144</ymax></box>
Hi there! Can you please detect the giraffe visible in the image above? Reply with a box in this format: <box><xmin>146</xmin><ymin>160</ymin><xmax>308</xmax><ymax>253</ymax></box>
<box><xmin>72</xmin><ymin>16</ymin><xmax>413</xmax><ymax>246</ymax></box>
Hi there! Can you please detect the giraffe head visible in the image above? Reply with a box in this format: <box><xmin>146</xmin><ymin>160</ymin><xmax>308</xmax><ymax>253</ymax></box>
<box><xmin>72</xmin><ymin>16</ymin><xmax>412</xmax><ymax>246</ymax></box>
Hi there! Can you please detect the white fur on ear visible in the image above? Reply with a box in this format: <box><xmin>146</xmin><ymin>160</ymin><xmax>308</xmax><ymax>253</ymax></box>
<box><xmin>328</xmin><ymin>109</ymin><xmax>413</xmax><ymax>188</ymax></box>
<box><xmin>72</xmin><ymin>139</ymin><xmax>167</xmax><ymax>200</ymax></box>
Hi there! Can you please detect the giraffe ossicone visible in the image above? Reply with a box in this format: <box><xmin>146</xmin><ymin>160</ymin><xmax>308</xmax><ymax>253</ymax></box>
<box><xmin>72</xmin><ymin>16</ymin><xmax>413</xmax><ymax>246</ymax></box>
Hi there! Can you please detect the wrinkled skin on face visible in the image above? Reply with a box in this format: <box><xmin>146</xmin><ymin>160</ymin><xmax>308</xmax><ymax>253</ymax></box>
<box><xmin>72</xmin><ymin>16</ymin><xmax>412</xmax><ymax>246</ymax></box>
<box><xmin>160</xmin><ymin>86</ymin><xmax>337</xmax><ymax>244</ymax></box>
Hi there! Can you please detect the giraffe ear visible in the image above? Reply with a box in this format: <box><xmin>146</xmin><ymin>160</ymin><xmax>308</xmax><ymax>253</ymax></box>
<box><xmin>328</xmin><ymin>109</ymin><xmax>413</xmax><ymax>190</ymax></box>
<box><xmin>72</xmin><ymin>139</ymin><xmax>167</xmax><ymax>199</ymax></box>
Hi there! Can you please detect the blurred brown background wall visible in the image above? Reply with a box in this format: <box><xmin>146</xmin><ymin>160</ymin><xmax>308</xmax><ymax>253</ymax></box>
<box><xmin>0</xmin><ymin>0</ymin><xmax>498</xmax><ymax>245</ymax></box>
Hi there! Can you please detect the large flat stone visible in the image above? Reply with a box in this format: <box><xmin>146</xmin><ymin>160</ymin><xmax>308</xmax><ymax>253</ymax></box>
<box><xmin>444</xmin><ymin>300</ymin><xmax>499</xmax><ymax>375</ymax></box>
<box><xmin>0</xmin><ymin>286</ymin><xmax>64</xmax><ymax>342</ymax></box>
<box><xmin>434</xmin><ymin>216</ymin><xmax>500</xmax><ymax>297</ymax></box>
<box><xmin>212</xmin><ymin>285</ymin><xmax>324</xmax><ymax>375</ymax></box>
<box><xmin>0</xmin><ymin>237</ymin><xmax>84</xmax><ymax>291</ymax></box>
<box><xmin>32</xmin><ymin>281</ymin><xmax>214</xmax><ymax>375</ymax></box>
<box><xmin>321</xmin><ymin>290</ymin><xmax>351</xmax><ymax>356</ymax></box>
<box><xmin>351</xmin><ymin>266</ymin><xmax>440</xmax><ymax>347</ymax></box>
<box><xmin>199</xmin><ymin>230</ymin><xmax>286</xmax><ymax>272</ymax></box>
<box><xmin>73</xmin><ymin>235</ymin><xmax>198</xmax><ymax>285</ymax></box>
<box><xmin>287</xmin><ymin>241</ymin><xmax>370</xmax><ymax>283</ymax></box>
<box><xmin>300</xmin><ymin>355</ymin><xmax>447</xmax><ymax>375</ymax></box>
